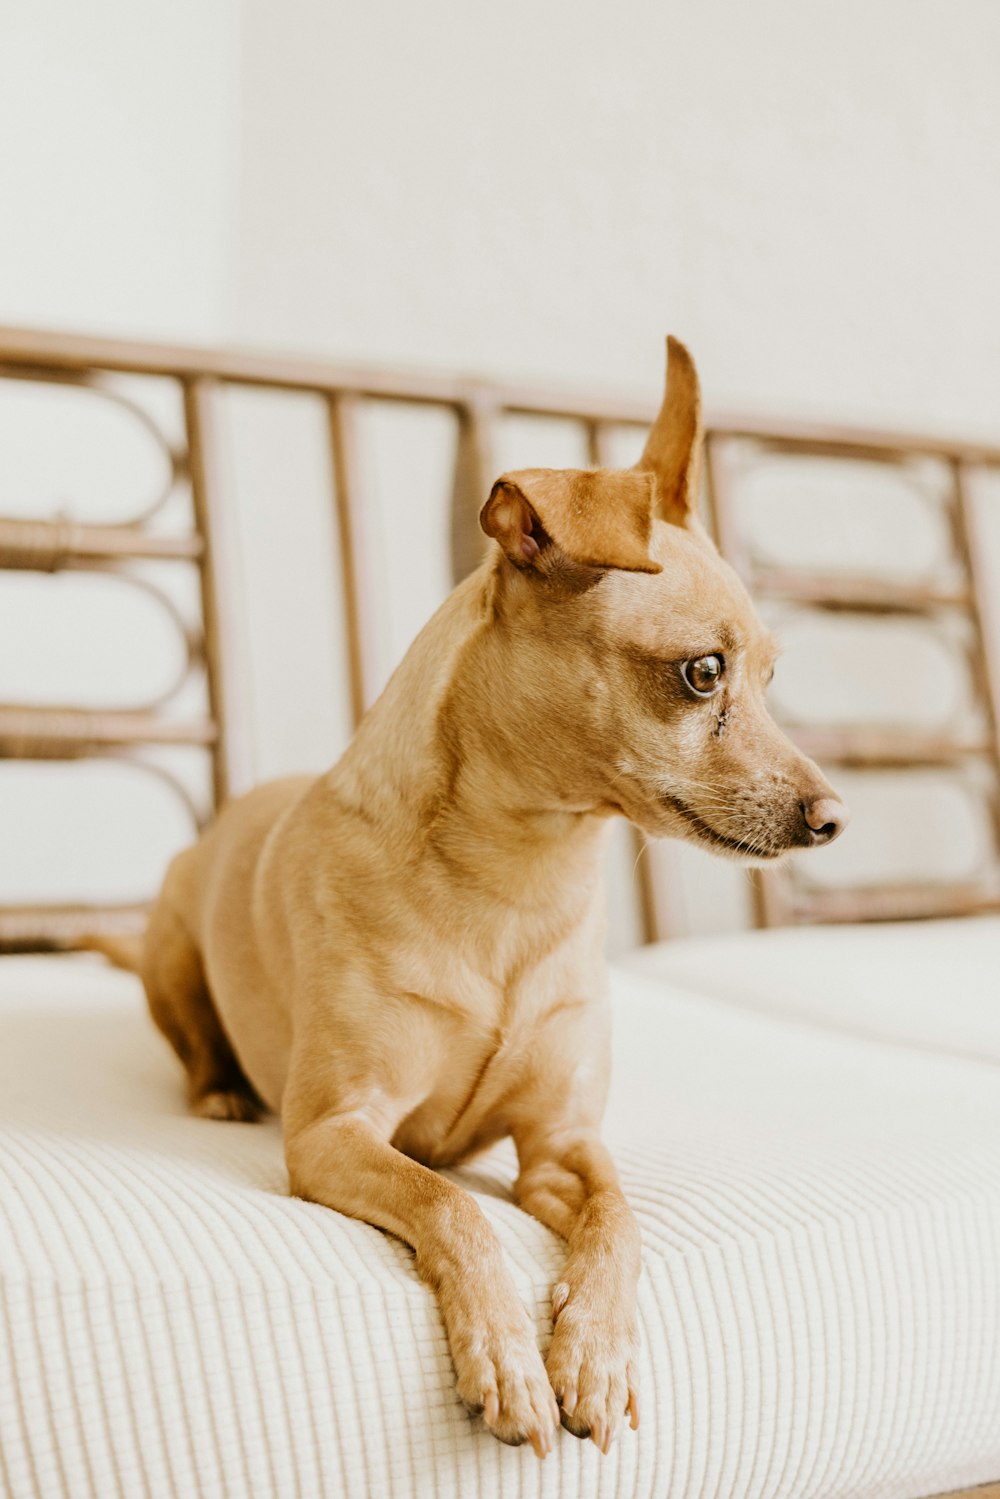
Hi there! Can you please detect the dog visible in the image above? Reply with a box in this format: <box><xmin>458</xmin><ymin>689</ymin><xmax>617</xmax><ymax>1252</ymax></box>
<box><xmin>133</xmin><ymin>337</ymin><xmax>847</xmax><ymax>1459</ymax></box>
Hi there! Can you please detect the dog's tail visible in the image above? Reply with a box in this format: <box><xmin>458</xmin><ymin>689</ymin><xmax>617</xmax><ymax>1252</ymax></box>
<box><xmin>78</xmin><ymin>934</ymin><xmax>144</xmax><ymax>974</ymax></box>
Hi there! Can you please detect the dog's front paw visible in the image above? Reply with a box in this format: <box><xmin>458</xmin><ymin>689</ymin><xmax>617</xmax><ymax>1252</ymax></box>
<box><xmin>546</xmin><ymin>1281</ymin><xmax>639</xmax><ymax>1453</ymax></box>
<box><xmin>453</xmin><ymin>1316</ymin><xmax>559</xmax><ymax>1458</ymax></box>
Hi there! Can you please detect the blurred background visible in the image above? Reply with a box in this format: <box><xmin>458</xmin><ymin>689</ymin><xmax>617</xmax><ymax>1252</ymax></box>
<box><xmin>2</xmin><ymin>0</ymin><xmax>1000</xmax><ymax>947</ymax></box>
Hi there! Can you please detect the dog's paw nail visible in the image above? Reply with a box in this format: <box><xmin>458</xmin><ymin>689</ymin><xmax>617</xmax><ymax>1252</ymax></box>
<box><xmin>529</xmin><ymin>1425</ymin><xmax>551</xmax><ymax>1459</ymax></box>
<box><xmin>627</xmin><ymin>1389</ymin><xmax>639</xmax><ymax>1430</ymax></box>
<box><xmin>591</xmin><ymin>1421</ymin><xmax>608</xmax><ymax>1453</ymax></box>
<box><xmin>551</xmin><ymin>1281</ymin><xmax>570</xmax><ymax>1320</ymax></box>
<box><xmin>559</xmin><ymin>1384</ymin><xmax>577</xmax><ymax>1416</ymax></box>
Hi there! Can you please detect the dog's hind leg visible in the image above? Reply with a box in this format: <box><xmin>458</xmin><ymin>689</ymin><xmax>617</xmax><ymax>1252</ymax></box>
<box><xmin>141</xmin><ymin>897</ymin><xmax>262</xmax><ymax>1122</ymax></box>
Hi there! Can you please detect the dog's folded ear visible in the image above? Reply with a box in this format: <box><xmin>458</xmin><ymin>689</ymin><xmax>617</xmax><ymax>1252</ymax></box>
<box><xmin>479</xmin><ymin>467</ymin><xmax>662</xmax><ymax>575</ymax></box>
<box><xmin>635</xmin><ymin>335</ymin><xmax>703</xmax><ymax>527</ymax></box>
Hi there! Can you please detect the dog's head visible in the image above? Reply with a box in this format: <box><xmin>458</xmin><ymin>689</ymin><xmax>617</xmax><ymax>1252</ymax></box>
<box><xmin>478</xmin><ymin>337</ymin><xmax>848</xmax><ymax>862</ymax></box>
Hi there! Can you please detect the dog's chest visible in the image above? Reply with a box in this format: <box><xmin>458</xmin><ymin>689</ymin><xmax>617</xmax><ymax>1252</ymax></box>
<box><xmin>390</xmin><ymin>986</ymin><xmax>566</xmax><ymax>1167</ymax></box>
<box><xmin>380</xmin><ymin>891</ymin><xmax>606</xmax><ymax>1166</ymax></box>
<box><xmin>391</xmin><ymin>1040</ymin><xmax>511</xmax><ymax>1166</ymax></box>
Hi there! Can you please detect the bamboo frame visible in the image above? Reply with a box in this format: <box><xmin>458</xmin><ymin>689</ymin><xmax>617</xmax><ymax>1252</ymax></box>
<box><xmin>450</xmin><ymin>387</ymin><xmax>498</xmax><ymax>586</ymax></box>
<box><xmin>2</xmin><ymin>323</ymin><xmax>999</xmax><ymax>950</ymax></box>
<box><xmin>327</xmin><ymin>391</ymin><xmax>381</xmax><ymax>722</ymax></box>
<box><xmin>183</xmin><ymin>375</ymin><xmax>253</xmax><ymax>806</ymax></box>
<box><xmin>5</xmin><ymin>323</ymin><xmax>999</xmax><ymax>463</ymax></box>
<box><xmin>0</xmin><ymin>515</ymin><xmax>203</xmax><ymax>566</ymax></box>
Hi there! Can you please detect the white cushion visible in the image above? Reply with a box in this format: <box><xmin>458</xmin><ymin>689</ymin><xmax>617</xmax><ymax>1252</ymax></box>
<box><xmin>620</xmin><ymin>915</ymin><xmax>1000</xmax><ymax>1064</ymax></box>
<box><xmin>1</xmin><ymin>950</ymin><xmax>999</xmax><ymax>1498</ymax></box>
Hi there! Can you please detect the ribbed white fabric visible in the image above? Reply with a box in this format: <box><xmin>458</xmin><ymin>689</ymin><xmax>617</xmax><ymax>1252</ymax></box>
<box><xmin>621</xmin><ymin>916</ymin><xmax>1000</xmax><ymax>1064</ymax></box>
<box><xmin>1</xmin><ymin>946</ymin><xmax>999</xmax><ymax>1499</ymax></box>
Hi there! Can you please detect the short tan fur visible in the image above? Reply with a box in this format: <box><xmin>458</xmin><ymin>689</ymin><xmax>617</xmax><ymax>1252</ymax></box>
<box><xmin>139</xmin><ymin>338</ymin><xmax>847</xmax><ymax>1458</ymax></box>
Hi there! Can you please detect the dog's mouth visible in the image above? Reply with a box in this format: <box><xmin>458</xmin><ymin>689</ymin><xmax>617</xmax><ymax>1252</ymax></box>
<box><xmin>658</xmin><ymin>793</ymin><xmax>785</xmax><ymax>860</ymax></box>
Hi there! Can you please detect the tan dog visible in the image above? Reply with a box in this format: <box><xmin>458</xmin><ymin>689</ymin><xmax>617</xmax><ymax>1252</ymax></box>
<box><xmin>137</xmin><ymin>338</ymin><xmax>847</xmax><ymax>1459</ymax></box>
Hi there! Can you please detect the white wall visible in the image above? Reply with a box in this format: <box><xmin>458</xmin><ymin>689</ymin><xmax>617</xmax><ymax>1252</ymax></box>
<box><xmin>0</xmin><ymin>0</ymin><xmax>241</xmax><ymax>340</ymax></box>
<box><xmin>231</xmin><ymin>0</ymin><xmax>1000</xmax><ymax>433</ymax></box>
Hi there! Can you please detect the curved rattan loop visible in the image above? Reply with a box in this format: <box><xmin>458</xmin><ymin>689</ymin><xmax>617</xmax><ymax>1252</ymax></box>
<box><xmin>100</xmin><ymin>566</ymin><xmax>203</xmax><ymax>711</ymax></box>
<box><xmin>99</xmin><ymin>564</ymin><xmax>201</xmax><ymax>713</ymax></box>
<box><xmin>738</xmin><ymin>445</ymin><xmax>951</xmax><ymax>580</ymax></box>
<box><xmin>764</xmin><ymin>605</ymin><xmax>967</xmax><ymax>732</ymax></box>
<box><xmin>15</xmin><ymin>564</ymin><xmax>203</xmax><ymax>715</ymax></box>
<box><xmin>0</xmin><ymin>367</ymin><xmax>181</xmax><ymax>524</ymax></box>
<box><xmin>90</xmin><ymin>746</ymin><xmax>205</xmax><ymax>833</ymax></box>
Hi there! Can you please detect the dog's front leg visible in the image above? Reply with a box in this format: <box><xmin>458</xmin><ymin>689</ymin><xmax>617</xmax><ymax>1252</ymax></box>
<box><xmin>513</xmin><ymin>1125</ymin><xmax>641</xmax><ymax>1453</ymax></box>
<box><xmin>285</xmin><ymin>1110</ymin><xmax>559</xmax><ymax>1455</ymax></box>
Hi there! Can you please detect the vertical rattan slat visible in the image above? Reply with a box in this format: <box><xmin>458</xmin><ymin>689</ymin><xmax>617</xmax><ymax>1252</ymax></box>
<box><xmin>183</xmin><ymin>375</ymin><xmax>251</xmax><ymax>806</ymax></box>
<box><xmin>450</xmin><ymin>390</ymin><xmax>497</xmax><ymax>585</ymax></box>
<box><xmin>327</xmin><ymin>391</ymin><xmax>381</xmax><ymax>726</ymax></box>
<box><xmin>952</xmin><ymin>459</ymin><xmax>1000</xmax><ymax>854</ymax></box>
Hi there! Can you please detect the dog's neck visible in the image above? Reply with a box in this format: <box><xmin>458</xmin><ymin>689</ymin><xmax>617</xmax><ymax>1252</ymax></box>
<box><xmin>331</xmin><ymin>566</ymin><xmax>611</xmax><ymax>922</ymax></box>
<box><xmin>420</xmin><ymin>731</ymin><xmax>612</xmax><ymax>912</ymax></box>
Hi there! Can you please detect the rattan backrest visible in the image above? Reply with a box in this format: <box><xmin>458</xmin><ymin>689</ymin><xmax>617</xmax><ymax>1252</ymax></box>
<box><xmin>2</xmin><ymin>325</ymin><xmax>997</xmax><ymax>948</ymax></box>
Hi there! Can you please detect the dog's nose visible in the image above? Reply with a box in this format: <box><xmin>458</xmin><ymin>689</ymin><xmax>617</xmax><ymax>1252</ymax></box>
<box><xmin>800</xmin><ymin>796</ymin><xmax>849</xmax><ymax>845</ymax></box>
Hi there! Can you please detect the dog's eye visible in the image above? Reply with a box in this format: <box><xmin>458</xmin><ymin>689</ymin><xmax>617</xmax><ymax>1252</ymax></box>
<box><xmin>681</xmin><ymin>654</ymin><xmax>724</xmax><ymax>697</ymax></box>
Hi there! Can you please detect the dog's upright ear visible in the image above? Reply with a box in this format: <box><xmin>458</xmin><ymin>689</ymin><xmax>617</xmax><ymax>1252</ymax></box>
<box><xmin>480</xmin><ymin>467</ymin><xmax>662</xmax><ymax>575</ymax></box>
<box><xmin>636</xmin><ymin>335</ymin><xmax>703</xmax><ymax>526</ymax></box>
